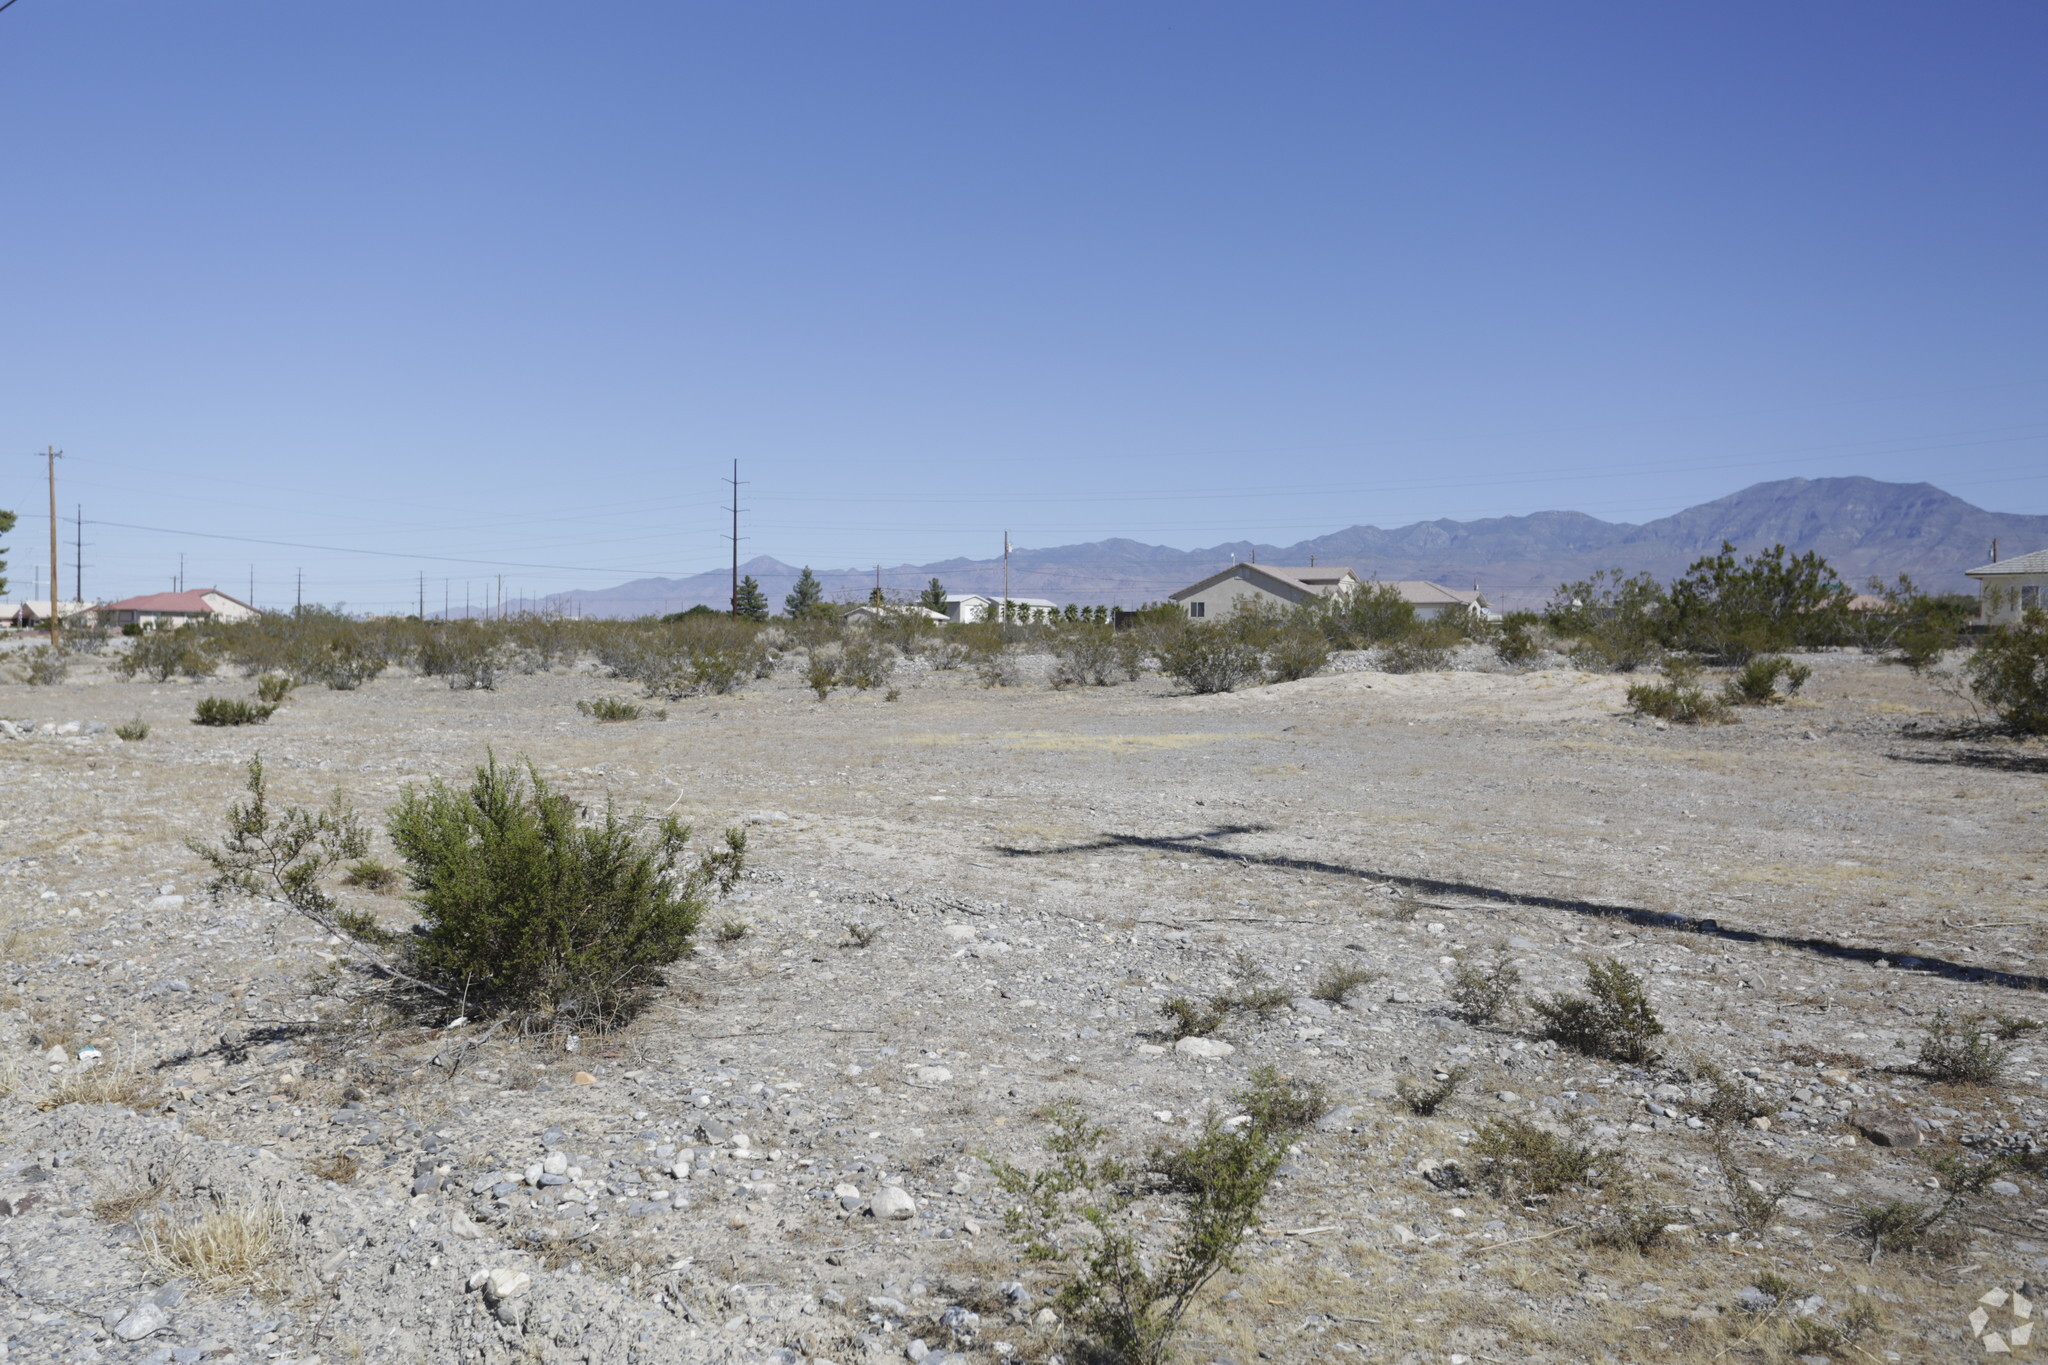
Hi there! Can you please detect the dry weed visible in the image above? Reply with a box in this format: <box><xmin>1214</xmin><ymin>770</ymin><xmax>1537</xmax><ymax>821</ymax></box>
<box><xmin>138</xmin><ymin>1198</ymin><xmax>294</xmax><ymax>1298</ymax></box>
<box><xmin>92</xmin><ymin>1154</ymin><xmax>180</xmax><ymax>1223</ymax></box>
<box><xmin>37</xmin><ymin>1064</ymin><xmax>156</xmax><ymax>1112</ymax></box>
<box><xmin>308</xmin><ymin>1152</ymin><xmax>362</xmax><ymax>1184</ymax></box>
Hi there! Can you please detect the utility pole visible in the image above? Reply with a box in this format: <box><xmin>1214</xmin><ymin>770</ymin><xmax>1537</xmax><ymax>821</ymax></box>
<box><xmin>418</xmin><ymin>573</ymin><xmax>425</xmax><ymax>620</ymax></box>
<box><xmin>248</xmin><ymin>566</ymin><xmax>255</xmax><ymax>608</ymax></box>
<box><xmin>725</xmin><ymin>459</ymin><xmax>746</xmax><ymax>616</ymax></box>
<box><xmin>177</xmin><ymin>553</ymin><xmax>185</xmax><ymax>594</ymax></box>
<box><xmin>73</xmin><ymin>505</ymin><xmax>84</xmax><ymax>607</ymax></box>
<box><xmin>496</xmin><ymin>573</ymin><xmax>504</xmax><ymax>620</ymax></box>
<box><xmin>296</xmin><ymin>568</ymin><xmax>303</xmax><ymax>613</ymax></box>
<box><xmin>45</xmin><ymin>447</ymin><xmax>62</xmax><ymax>647</ymax></box>
<box><xmin>1003</xmin><ymin>530</ymin><xmax>1010</xmax><ymax>624</ymax></box>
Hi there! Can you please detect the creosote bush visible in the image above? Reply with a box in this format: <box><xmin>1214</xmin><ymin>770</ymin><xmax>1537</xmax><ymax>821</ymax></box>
<box><xmin>191</xmin><ymin>754</ymin><xmax>746</xmax><ymax>1027</ymax></box>
<box><xmin>21</xmin><ymin>645</ymin><xmax>68</xmax><ymax>685</ymax></box>
<box><xmin>114</xmin><ymin>717</ymin><xmax>150</xmax><ymax>742</ymax></box>
<box><xmin>1625</xmin><ymin>657</ymin><xmax>1729</xmax><ymax>724</ymax></box>
<box><xmin>341</xmin><ymin>857</ymin><xmax>400</xmax><ymax>893</ymax></box>
<box><xmin>1447</xmin><ymin>952</ymin><xmax>1521</xmax><ymax>1024</ymax></box>
<box><xmin>1915</xmin><ymin>1008</ymin><xmax>2013</xmax><ymax>1084</ymax></box>
<box><xmin>388</xmin><ymin>756</ymin><xmax>747</xmax><ymax>1025</ymax></box>
<box><xmin>578</xmin><ymin>695</ymin><xmax>661</xmax><ymax>722</ymax></box>
<box><xmin>1966</xmin><ymin>605</ymin><xmax>2048</xmax><ymax>733</ymax></box>
<box><xmin>1395</xmin><ymin>1066</ymin><xmax>1464</xmax><ymax>1116</ymax></box>
<box><xmin>1531</xmin><ymin>957</ymin><xmax>1664</xmax><ymax>1063</ymax></box>
<box><xmin>1470</xmin><ymin>1117</ymin><xmax>1611</xmax><ymax>1199</ymax></box>
<box><xmin>193</xmin><ymin>696</ymin><xmax>276</xmax><ymax>727</ymax></box>
<box><xmin>1310</xmin><ymin>963</ymin><xmax>1379</xmax><ymax>1006</ymax></box>
<box><xmin>1722</xmin><ymin>654</ymin><xmax>1810</xmax><ymax>706</ymax></box>
<box><xmin>986</xmin><ymin>1066</ymin><xmax>1323</xmax><ymax>1365</ymax></box>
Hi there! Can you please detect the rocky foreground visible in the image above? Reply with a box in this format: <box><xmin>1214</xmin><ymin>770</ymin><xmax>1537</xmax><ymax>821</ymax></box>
<box><xmin>2</xmin><ymin>647</ymin><xmax>2045</xmax><ymax>1363</ymax></box>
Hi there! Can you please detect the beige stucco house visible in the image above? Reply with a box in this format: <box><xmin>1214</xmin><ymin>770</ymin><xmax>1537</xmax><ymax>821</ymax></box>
<box><xmin>97</xmin><ymin>589</ymin><xmax>259</xmax><ymax>628</ymax></box>
<box><xmin>1966</xmin><ymin>548</ymin><xmax>2048</xmax><ymax>625</ymax></box>
<box><xmin>1169</xmin><ymin>564</ymin><xmax>1362</xmax><ymax>619</ymax></box>
<box><xmin>1168</xmin><ymin>564</ymin><xmax>1493</xmax><ymax>622</ymax></box>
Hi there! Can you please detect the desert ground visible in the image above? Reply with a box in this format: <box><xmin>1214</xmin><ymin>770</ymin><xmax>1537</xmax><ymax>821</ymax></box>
<box><xmin>2</xmin><ymin>641</ymin><xmax>2045</xmax><ymax>1365</ymax></box>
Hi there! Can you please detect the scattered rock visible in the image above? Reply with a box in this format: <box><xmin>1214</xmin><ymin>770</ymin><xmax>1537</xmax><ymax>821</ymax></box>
<box><xmin>113</xmin><ymin>1301</ymin><xmax>170</xmax><ymax>1341</ymax></box>
<box><xmin>1849</xmin><ymin>1110</ymin><xmax>1922</xmax><ymax>1149</ymax></box>
<box><xmin>1174</xmin><ymin>1037</ymin><xmax>1235</xmax><ymax>1061</ymax></box>
<box><xmin>871</xmin><ymin>1186</ymin><xmax>917</xmax><ymax>1220</ymax></box>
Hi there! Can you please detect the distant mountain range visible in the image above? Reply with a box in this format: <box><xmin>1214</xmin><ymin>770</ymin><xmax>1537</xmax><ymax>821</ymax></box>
<box><xmin>543</xmin><ymin>477</ymin><xmax>2048</xmax><ymax>617</ymax></box>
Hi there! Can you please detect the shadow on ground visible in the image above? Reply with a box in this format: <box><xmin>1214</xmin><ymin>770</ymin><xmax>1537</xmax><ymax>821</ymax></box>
<box><xmin>995</xmin><ymin>824</ymin><xmax>2048</xmax><ymax>993</ymax></box>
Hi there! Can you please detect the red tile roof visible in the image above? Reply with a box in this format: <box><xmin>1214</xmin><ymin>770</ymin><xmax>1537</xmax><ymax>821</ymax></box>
<box><xmin>100</xmin><ymin>590</ymin><xmax>229</xmax><ymax>614</ymax></box>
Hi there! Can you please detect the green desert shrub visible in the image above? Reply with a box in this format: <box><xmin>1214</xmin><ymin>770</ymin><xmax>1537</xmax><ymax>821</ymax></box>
<box><xmin>1547</xmin><ymin>568</ymin><xmax>1667</xmax><ymax>672</ymax></box>
<box><xmin>1310</xmin><ymin>963</ymin><xmax>1379</xmax><ymax>1006</ymax></box>
<box><xmin>1966</xmin><ymin>606</ymin><xmax>2048</xmax><ymax>734</ymax></box>
<box><xmin>1531</xmin><ymin>957</ymin><xmax>1664</xmax><ymax>1063</ymax></box>
<box><xmin>1470</xmin><ymin>1117</ymin><xmax>1611</xmax><ymax>1199</ymax></box>
<box><xmin>1395</xmin><ymin>1067</ymin><xmax>1464</xmax><ymax>1116</ymax></box>
<box><xmin>118</xmin><ymin>629</ymin><xmax>218</xmax><ymax>682</ymax></box>
<box><xmin>417</xmin><ymin>622</ymin><xmax>506</xmax><ymax>690</ymax></box>
<box><xmin>577</xmin><ymin>696</ymin><xmax>651</xmax><ymax>722</ymax></box>
<box><xmin>193</xmin><ymin>697</ymin><xmax>275</xmax><ymax>727</ymax></box>
<box><xmin>1320</xmin><ymin>582</ymin><xmax>1417</xmax><ymax>648</ymax></box>
<box><xmin>1494</xmin><ymin>611</ymin><xmax>1543</xmax><ymax>667</ymax></box>
<box><xmin>1625</xmin><ymin>657</ymin><xmax>1728</xmax><ymax>724</ymax></box>
<box><xmin>1157</xmin><ymin>622</ymin><xmax>1264</xmax><ymax>694</ymax></box>
<box><xmin>1721</xmin><ymin>654</ymin><xmax>1811</xmax><ymax>706</ymax></box>
<box><xmin>341</xmin><ymin>857</ymin><xmax>400</xmax><ymax>893</ymax></box>
<box><xmin>1047</xmin><ymin>625</ymin><xmax>1122</xmax><ymax>689</ymax></box>
<box><xmin>1263</xmin><ymin>620</ymin><xmax>1331</xmax><ymax>682</ymax></box>
<box><xmin>1915</xmin><ymin>1008</ymin><xmax>2013</xmax><ymax>1084</ymax></box>
<box><xmin>21</xmin><ymin>645</ymin><xmax>67</xmax><ymax>686</ymax></box>
<box><xmin>1447</xmin><ymin>952</ymin><xmax>1521</xmax><ymax>1024</ymax></box>
<box><xmin>837</xmin><ymin>633</ymin><xmax>895</xmax><ymax>691</ymax></box>
<box><xmin>987</xmin><ymin>1067</ymin><xmax>1320</xmax><ymax>1365</ymax></box>
<box><xmin>255</xmin><ymin>674</ymin><xmax>297</xmax><ymax>706</ymax></box>
<box><xmin>387</xmin><ymin>755</ymin><xmax>747</xmax><ymax>1025</ymax></box>
<box><xmin>803</xmin><ymin>643</ymin><xmax>842</xmax><ymax>700</ymax></box>
<box><xmin>1379</xmin><ymin>622</ymin><xmax>1461</xmax><ymax>673</ymax></box>
<box><xmin>113</xmin><ymin>717</ymin><xmax>150</xmax><ymax>742</ymax></box>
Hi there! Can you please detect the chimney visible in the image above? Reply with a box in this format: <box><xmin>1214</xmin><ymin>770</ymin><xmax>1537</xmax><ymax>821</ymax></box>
<box><xmin>1993</xmin><ymin>538</ymin><xmax>2000</xmax><ymax>563</ymax></box>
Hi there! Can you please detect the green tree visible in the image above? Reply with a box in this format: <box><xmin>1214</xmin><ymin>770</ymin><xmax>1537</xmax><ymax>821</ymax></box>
<box><xmin>0</xmin><ymin>507</ymin><xmax>14</xmax><ymax>595</ymax></box>
<box><xmin>732</xmin><ymin>575</ymin><xmax>770</xmax><ymax>622</ymax></box>
<box><xmin>784</xmin><ymin>566</ymin><xmax>826</xmax><ymax>619</ymax></box>
<box><xmin>918</xmin><ymin>577</ymin><xmax>948</xmax><ymax>613</ymax></box>
<box><xmin>868</xmin><ymin>583</ymin><xmax>885</xmax><ymax>607</ymax></box>
<box><xmin>1967</xmin><ymin>607</ymin><xmax>2048</xmax><ymax>734</ymax></box>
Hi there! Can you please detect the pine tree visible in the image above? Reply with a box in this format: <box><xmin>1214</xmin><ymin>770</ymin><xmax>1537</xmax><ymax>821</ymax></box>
<box><xmin>919</xmin><ymin>577</ymin><xmax>948</xmax><ymax>613</ymax></box>
<box><xmin>733</xmin><ymin>575</ymin><xmax>769</xmax><ymax>622</ymax></box>
<box><xmin>868</xmin><ymin>584</ymin><xmax>885</xmax><ymax>607</ymax></box>
<box><xmin>785</xmin><ymin>566</ymin><xmax>825</xmax><ymax>619</ymax></box>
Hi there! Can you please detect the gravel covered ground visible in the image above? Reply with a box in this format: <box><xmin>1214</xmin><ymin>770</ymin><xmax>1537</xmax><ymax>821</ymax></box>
<box><xmin>2</xmin><ymin>643</ymin><xmax>2045</xmax><ymax>1364</ymax></box>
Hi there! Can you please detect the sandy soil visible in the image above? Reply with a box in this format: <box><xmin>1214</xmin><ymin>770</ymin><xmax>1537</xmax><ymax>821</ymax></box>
<box><xmin>1</xmin><ymin>644</ymin><xmax>2044</xmax><ymax>1364</ymax></box>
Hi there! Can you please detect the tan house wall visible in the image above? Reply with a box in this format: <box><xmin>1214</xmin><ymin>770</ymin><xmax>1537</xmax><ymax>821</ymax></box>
<box><xmin>1977</xmin><ymin>574</ymin><xmax>2048</xmax><ymax>625</ymax></box>
<box><xmin>1179</xmin><ymin>570</ymin><xmax>1311</xmax><ymax>620</ymax></box>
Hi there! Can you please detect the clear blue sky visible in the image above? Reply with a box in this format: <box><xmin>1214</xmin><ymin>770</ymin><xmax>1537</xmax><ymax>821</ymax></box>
<box><xmin>3</xmin><ymin>2</ymin><xmax>2044</xmax><ymax>611</ymax></box>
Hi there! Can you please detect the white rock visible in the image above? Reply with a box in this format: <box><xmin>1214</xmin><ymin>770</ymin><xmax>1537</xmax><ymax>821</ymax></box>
<box><xmin>113</xmin><ymin>1302</ymin><xmax>170</xmax><ymax>1341</ymax></box>
<box><xmin>484</xmin><ymin>1269</ymin><xmax>531</xmax><ymax>1302</ymax></box>
<box><xmin>941</xmin><ymin>925</ymin><xmax>977</xmax><ymax>942</ymax></box>
<box><xmin>448</xmin><ymin>1211</ymin><xmax>482</xmax><ymax>1240</ymax></box>
<box><xmin>542</xmin><ymin>1151</ymin><xmax>569</xmax><ymax>1176</ymax></box>
<box><xmin>1135</xmin><ymin>1044</ymin><xmax>1166</xmax><ymax>1056</ymax></box>
<box><xmin>872</xmin><ymin>1186</ymin><xmax>917</xmax><ymax>1220</ymax></box>
<box><xmin>911</xmin><ymin>1066</ymin><xmax>953</xmax><ymax>1086</ymax></box>
<box><xmin>148</xmin><ymin>895</ymin><xmax>185</xmax><ymax>913</ymax></box>
<box><xmin>1174</xmin><ymin>1037</ymin><xmax>1235</xmax><ymax>1060</ymax></box>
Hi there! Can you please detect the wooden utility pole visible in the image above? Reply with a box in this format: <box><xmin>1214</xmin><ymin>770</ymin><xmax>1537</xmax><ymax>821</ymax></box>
<box><xmin>45</xmin><ymin>447</ymin><xmax>62</xmax><ymax>647</ymax></box>
<box><xmin>73</xmin><ymin>505</ymin><xmax>83</xmax><ymax>608</ymax></box>
<box><xmin>725</xmin><ymin>459</ymin><xmax>745</xmax><ymax>616</ymax></box>
<box><xmin>296</xmin><ymin>568</ymin><xmax>303</xmax><ymax>612</ymax></box>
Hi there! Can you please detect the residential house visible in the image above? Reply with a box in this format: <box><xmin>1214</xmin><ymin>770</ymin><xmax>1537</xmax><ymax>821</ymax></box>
<box><xmin>7</xmin><ymin>600</ymin><xmax>95</xmax><ymax>629</ymax></box>
<box><xmin>1168</xmin><ymin>564</ymin><xmax>1494</xmax><ymax>621</ymax></box>
<box><xmin>1168</xmin><ymin>564</ymin><xmax>1362</xmax><ymax>619</ymax></box>
<box><xmin>1965</xmin><ymin>548</ymin><xmax>2048</xmax><ymax>625</ymax></box>
<box><xmin>96</xmin><ymin>588</ymin><xmax>260</xmax><ymax>628</ymax></box>
<box><xmin>941</xmin><ymin>593</ymin><xmax>1060</xmax><ymax>624</ymax></box>
<box><xmin>843</xmin><ymin>602</ymin><xmax>948</xmax><ymax>626</ymax></box>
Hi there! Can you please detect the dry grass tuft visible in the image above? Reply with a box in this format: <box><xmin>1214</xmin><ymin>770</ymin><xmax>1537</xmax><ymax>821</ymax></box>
<box><xmin>37</xmin><ymin>1064</ymin><xmax>156</xmax><ymax>1113</ymax></box>
<box><xmin>138</xmin><ymin>1198</ymin><xmax>295</xmax><ymax>1298</ymax></box>
<box><xmin>93</xmin><ymin>1155</ymin><xmax>180</xmax><ymax>1224</ymax></box>
<box><xmin>308</xmin><ymin>1152</ymin><xmax>362</xmax><ymax>1184</ymax></box>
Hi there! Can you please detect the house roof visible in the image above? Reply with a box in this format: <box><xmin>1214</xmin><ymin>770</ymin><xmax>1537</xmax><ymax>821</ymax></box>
<box><xmin>1169</xmin><ymin>564</ymin><xmax>1360</xmax><ymax>601</ymax></box>
<box><xmin>1377</xmin><ymin>580</ymin><xmax>1485</xmax><ymax>607</ymax></box>
<box><xmin>99</xmin><ymin>589</ymin><xmax>250</xmax><ymax>614</ymax></box>
<box><xmin>1967</xmin><ymin>548</ymin><xmax>2048</xmax><ymax>577</ymax></box>
<box><xmin>944</xmin><ymin>593</ymin><xmax>1058</xmax><ymax>608</ymax></box>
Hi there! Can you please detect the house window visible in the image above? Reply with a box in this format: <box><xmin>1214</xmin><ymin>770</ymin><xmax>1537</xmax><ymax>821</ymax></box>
<box><xmin>1188</xmin><ymin>601</ymin><xmax>1205</xmax><ymax>619</ymax></box>
<box><xmin>2023</xmin><ymin>585</ymin><xmax>2042</xmax><ymax>610</ymax></box>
